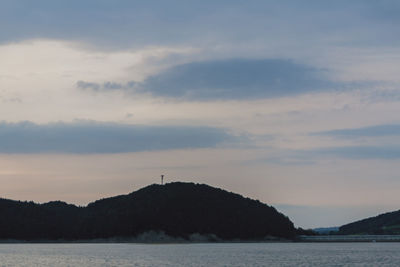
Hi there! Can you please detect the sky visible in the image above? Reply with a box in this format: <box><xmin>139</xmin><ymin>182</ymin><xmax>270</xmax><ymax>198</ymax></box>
<box><xmin>1</xmin><ymin>0</ymin><xmax>400</xmax><ymax>228</ymax></box>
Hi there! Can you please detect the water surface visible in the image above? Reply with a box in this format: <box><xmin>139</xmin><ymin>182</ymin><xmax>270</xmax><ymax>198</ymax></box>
<box><xmin>0</xmin><ymin>243</ymin><xmax>399</xmax><ymax>266</ymax></box>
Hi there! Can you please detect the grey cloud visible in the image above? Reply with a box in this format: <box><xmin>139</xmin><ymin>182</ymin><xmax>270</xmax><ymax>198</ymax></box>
<box><xmin>267</xmin><ymin>140</ymin><xmax>400</xmax><ymax>163</ymax></box>
<box><xmin>308</xmin><ymin>124</ymin><xmax>400</xmax><ymax>159</ymax></box>
<box><xmin>362</xmin><ymin>0</ymin><xmax>400</xmax><ymax>22</ymax></box>
<box><xmin>2</xmin><ymin>1</ymin><xmax>400</xmax><ymax>49</ymax></box>
<box><xmin>76</xmin><ymin>81</ymin><xmax>100</xmax><ymax>91</ymax></box>
<box><xmin>1</xmin><ymin>0</ymin><xmax>254</xmax><ymax>47</ymax></box>
<box><xmin>296</xmin><ymin>146</ymin><xmax>400</xmax><ymax>160</ymax></box>
<box><xmin>76</xmin><ymin>81</ymin><xmax>134</xmax><ymax>92</ymax></box>
<box><xmin>103</xmin><ymin>82</ymin><xmax>124</xmax><ymax>90</ymax></box>
<box><xmin>314</xmin><ymin>124</ymin><xmax>400</xmax><ymax>138</ymax></box>
<box><xmin>79</xmin><ymin>59</ymin><xmax>336</xmax><ymax>100</ymax></box>
<box><xmin>0</xmin><ymin>121</ymin><xmax>235</xmax><ymax>154</ymax></box>
<box><xmin>139</xmin><ymin>59</ymin><xmax>336</xmax><ymax>100</ymax></box>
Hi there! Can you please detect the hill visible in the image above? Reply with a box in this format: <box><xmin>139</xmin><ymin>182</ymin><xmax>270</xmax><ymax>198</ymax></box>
<box><xmin>339</xmin><ymin>209</ymin><xmax>400</xmax><ymax>235</ymax></box>
<box><xmin>313</xmin><ymin>227</ymin><xmax>339</xmax><ymax>235</ymax></box>
<box><xmin>0</xmin><ymin>182</ymin><xmax>296</xmax><ymax>241</ymax></box>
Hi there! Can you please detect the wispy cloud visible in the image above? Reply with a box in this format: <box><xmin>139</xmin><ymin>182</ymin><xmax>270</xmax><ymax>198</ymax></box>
<box><xmin>314</xmin><ymin>124</ymin><xmax>400</xmax><ymax>138</ymax></box>
<box><xmin>308</xmin><ymin>146</ymin><xmax>400</xmax><ymax>160</ymax></box>
<box><xmin>76</xmin><ymin>81</ymin><xmax>132</xmax><ymax>92</ymax></box>
<box><xmin>284</xmin><ymin>144</ymin><xmax>400</xmax><ymax>160</ymax></box>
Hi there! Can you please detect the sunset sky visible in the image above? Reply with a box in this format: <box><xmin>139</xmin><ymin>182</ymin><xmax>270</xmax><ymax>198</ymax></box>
<box><xmin>1</xmin><ymin>0</ymin><xmax>400</xmax><ymax>228</ymax></box>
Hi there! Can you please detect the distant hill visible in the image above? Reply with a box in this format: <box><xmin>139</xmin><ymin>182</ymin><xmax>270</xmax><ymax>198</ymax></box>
<box><xmin>313</xmin><ymin>227</ymin><xmax>339</xmax><ymax>235</ymax></box>
<box><xmin>339</xmin><ymin>210</ymin><xmax>400</xmax><ymax>235</ymax></box>
<box><xmin>0</xmin><ymin>182</ymin><xmax>296</xmax><ymax>241</ymax></box>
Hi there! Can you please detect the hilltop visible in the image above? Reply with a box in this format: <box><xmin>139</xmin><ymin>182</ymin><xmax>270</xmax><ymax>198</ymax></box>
<box><xmin>339</xmin><ymin>209</ymin><xmax>400</xmax><ymax>235</ymax></box>
<box><xmin>0</xmin><ymin>182</ymin><xmax>296</xmax><ymax>241</ymax></box>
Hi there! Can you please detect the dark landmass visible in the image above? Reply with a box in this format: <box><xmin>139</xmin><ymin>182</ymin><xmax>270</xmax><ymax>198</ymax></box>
<box><xmin>0</xmin><ymin>182</ymin><xmax>297</xmax><ymax>241</ymax></box>
<box><xmin>313</xmin><ymin>227</ymin><xmax>339</xmax><ymax>235</ymax></box>
<box><xmin>295</xmin><ymin>227</ymin><xmax>317</xmax><ymax>236</ymax></box>
<box><xmin>339</xmin><ymin>209</ymin><xmax>400</xmax><ymax>235</ymax></box>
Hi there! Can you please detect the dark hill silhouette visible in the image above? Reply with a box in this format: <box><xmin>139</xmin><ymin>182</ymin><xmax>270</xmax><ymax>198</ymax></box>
<box><xmin>0</xmin><ymin>182</ymin><xmax>296</xmax><ymax>241</ymax></box>
<box><xmin>339</xmin><ymin>209</ymin><xmax>400</xmax><ymax>235</ymax></box>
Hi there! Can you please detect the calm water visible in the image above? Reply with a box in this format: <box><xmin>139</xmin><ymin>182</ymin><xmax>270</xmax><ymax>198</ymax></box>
<box><xmin>0</xmin><ymin>243</ymin><xmax>399</xmax><ymax>266</ymax></box>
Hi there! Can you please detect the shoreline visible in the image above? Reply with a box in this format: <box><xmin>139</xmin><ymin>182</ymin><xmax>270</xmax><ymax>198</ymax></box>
<box><xmin>0</xmin><ymin>231</ymin><xmax>293</xmax><ymax>244</ymax></box>
<box><xmin>2</xmin><ymin>238</ymin><xmax>400</xmax><ymax>244</ymax></box>
<box><xmin>297</xmin><ymin>235</ymin><xmax>400</xmax><ymax>242</ymax></box>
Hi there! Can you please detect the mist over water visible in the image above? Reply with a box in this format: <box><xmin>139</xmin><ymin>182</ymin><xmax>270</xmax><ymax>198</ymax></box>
<box><xmin>0</xmin><ymin>243</ymin><xmax>399</xmax><ymax>266</ymax></box>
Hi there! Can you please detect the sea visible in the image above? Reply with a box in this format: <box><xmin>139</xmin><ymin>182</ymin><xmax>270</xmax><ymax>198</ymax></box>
<box><xmin>0</xmin><ymin>242</ymin><xmax>399</xmax><ymax>266</ymax></box>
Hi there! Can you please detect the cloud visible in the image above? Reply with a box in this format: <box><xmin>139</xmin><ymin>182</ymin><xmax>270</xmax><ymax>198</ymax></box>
<box><xmin>297</xmin><ymin>146</ymin><xmax>400</xmax><ymax>160</ymax></box>
<box><xmin>314</xmin><ymin>124</ymin><xmax>400</xmax><ymax>138</ymax></box>
<box><xmin>76</xmin><ymin>81</ymin><xmax>134</xmax><ymax>92</ymax></box>
<box><xmin>270</xmin><ymin>124</ymin><xmax>400</xmax><ymax>161</ymax></box>
<box><xmin>76</xmin><ymin>81</ymin><xmax>101</xmax><ymax>91</ymax></box>
<box><xmin>139</xmin><ymin>59</ymin><xmax>335</xmax><ymax>100</ymax></box>
<box><xmin>0</xmin><ymin>0</ymin><xmax>257</xmax><ymax>47</ymax></box>
<box><xmin>78</xmin><ymin>59</ymin><xmax>335</xmax><ymax>100</ymax></box>
<box><xmin>315</xmin><ymin>146</ymin><xmax>400</xmax><ymax>159</ymax></box>
<box><xmin>0</xmin><ymin>121</ymin><xmax>235</xmax><ymax>154</ymax></box>
<box><xmin>2</xmin><ymin>0</ymin><xmax>400</xmax><ymax>49</ymax></box>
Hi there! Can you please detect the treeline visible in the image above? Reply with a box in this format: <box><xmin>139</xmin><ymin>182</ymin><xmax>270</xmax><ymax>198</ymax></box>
<box><xmin>339</xmin><ymin>209</ymin><xmax>400</xmax><ymax>235</ymax></box>
<box><xmin>0</xmin><ymin>182</ymin><xmax>296</xmax><ymax>241</ymax></box>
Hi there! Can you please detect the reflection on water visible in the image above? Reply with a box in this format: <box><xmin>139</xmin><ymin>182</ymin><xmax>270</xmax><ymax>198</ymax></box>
<box><xmin>0</xmin><ymin>242</ymin><xmax>399</xmax><ymax>266</ymax></box>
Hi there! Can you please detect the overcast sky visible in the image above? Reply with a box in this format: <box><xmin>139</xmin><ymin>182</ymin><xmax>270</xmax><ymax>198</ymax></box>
<box><xmin>1</xmin><ymin>0</ymin><xmax>400</xmax><ymax>228</ymax></box>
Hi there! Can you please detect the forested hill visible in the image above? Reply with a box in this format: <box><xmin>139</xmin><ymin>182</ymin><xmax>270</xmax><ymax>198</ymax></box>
<box><xmin>339</xmin><ymin>209</ymin><xmax>400</xmax><ymax>235</ymax></box>
<box><xmin>0</xmin><ymin>182</ymin><xmax>296</xmax><ymax>241</ymax></box>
